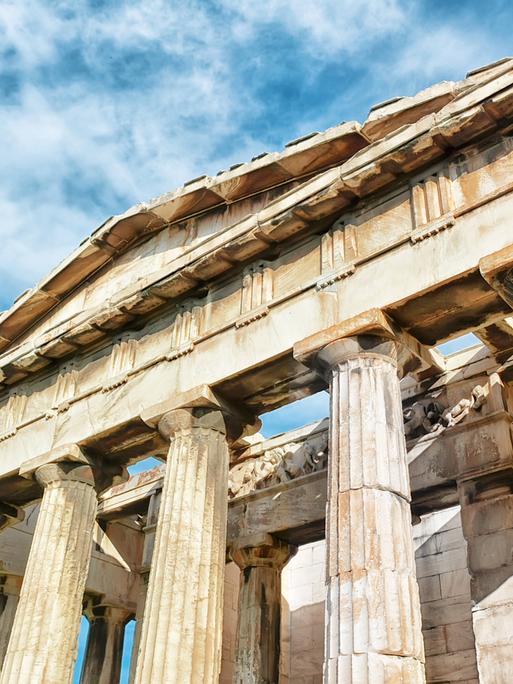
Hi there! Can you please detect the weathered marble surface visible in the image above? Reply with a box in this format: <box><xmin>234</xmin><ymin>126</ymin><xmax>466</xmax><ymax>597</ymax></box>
<box><xmin>231</xmin><ymin>535</ymin><xmax>296</xmax><ymax>684</ymax></box>
<box><xmin>134</xmin><ymin>408</ymin><xmax>230</xmax><ymax>684</ymax></box>
<box><xmin>316</xmin><ymin>336</ymin><xmax>425</xmax><ymax>683</ymax></box>
<box><xmin>1</xmin><ymin>59</ymin><xmax>513</xmax><ymax>684</ymax></box>
<box><xmin>0</xmin><ymin>461</ymin><xmax>97</xmax><ymax>684</ymax></box>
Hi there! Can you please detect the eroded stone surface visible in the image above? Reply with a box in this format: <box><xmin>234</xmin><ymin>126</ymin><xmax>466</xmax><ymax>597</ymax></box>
<box><xmin>2</xmin><ymin>59</ymin><xmax>513</xmax><ymax>684</ymax></box>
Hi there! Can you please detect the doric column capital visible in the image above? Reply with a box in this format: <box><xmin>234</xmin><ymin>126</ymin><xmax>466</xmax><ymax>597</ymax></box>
<box><xmin>141</xmin><ymin>384</ymin><xmax>261</xmax><ymax>445</ymax></box>
<box><xmin>230</xmin><ymin>533</ymin><xmax>297</xmax><ymax>571</ymax></box>
<box><xmin>19</xmin><ymin>443</ymin><xmax>92</xmax><ymax>482</ymax></box>
<box><xmin>18</xmin><ymin>443</ymin><xmax>127</xmax><ymax>494</ymax></box>
<box><xmin>34</xmin><ymin>461</ymin><xmax>95</xmax><ymax>488</ymax></box>
<box><xmin>158</xmin><ymin>406</ymin><xmax>226</xmax><ymax>441</ymax></box>
<box><xmin>315</xmin><ymin>334</ymin><xmax>398</xmax><ymax>378</ymax></box>
<box><xmin>84</xmin><ymin>599</ymin><xmax>132</xmax><ymax>626</ymax></box>
<box><xmin>294</xmin><ymin>307</ymin><xmax>443</xmax><ymax>380</ymax></box>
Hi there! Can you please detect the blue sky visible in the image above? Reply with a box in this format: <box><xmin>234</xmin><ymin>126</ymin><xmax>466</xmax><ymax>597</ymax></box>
<box><xmin>1</xmin><ymin>1</ymin><xmax>510</xmax><ymax>680</ymax></box>
<box><xmin>1</xmin><ymin>0</ymin><xmax>513</xmax><ymax>312</ymax></box>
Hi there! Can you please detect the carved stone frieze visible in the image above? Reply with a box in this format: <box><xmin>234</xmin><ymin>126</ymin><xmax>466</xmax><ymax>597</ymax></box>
<box><xmin>228</xmin><ymin>431</ymin><xmax>328</xmax><ymax>499</ymax></box>
<box><xmin>403</xmin><ymin>383</ymin><xmax>488</xmax><ymax>438</ymax></box>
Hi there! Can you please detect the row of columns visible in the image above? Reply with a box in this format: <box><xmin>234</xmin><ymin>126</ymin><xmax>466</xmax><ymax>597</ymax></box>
<box><xmin>4</xmin><ymin>330</ymin><xmax>509</xmax><ymax>682</ymax></box>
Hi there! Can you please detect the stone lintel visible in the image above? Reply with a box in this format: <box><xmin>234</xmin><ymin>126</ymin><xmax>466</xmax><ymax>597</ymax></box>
<box><xmin>18</xmin><ymin>443</ymin><xmax>91</xmax><ymax>480</ymax></box>
<box><xmin>140</xmin><ymin>383</ymin><xmax>261</xmax><ymax>444</ymax></box>
<box><xmin>0</xmin><ymin>502</ymin><xmax>24</xmax><ymax>531</ymax></box>
<box><xmin>293</xmin><ymin>307</ymin><xmax>444</xmax><ymax>377</ymax></box>
<box><xmin>480</xmin><ymin>242</ymin><xmax>513</xmax><ymax>309</ymax></box>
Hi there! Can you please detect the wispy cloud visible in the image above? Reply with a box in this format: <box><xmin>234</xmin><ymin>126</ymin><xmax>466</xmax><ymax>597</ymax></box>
<box><xmin>0</xmin><ymin>0</ymin><xmax>510</xmax><ymax>309</ymax></box>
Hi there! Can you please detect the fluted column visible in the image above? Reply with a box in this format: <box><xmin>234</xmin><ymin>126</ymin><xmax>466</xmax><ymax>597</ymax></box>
<box><xmin>80</xmin><ymin>603</ymin><xmax>132</xmax><ymax>684</ymax></box>
<box><xmin>0</xmin><ymin>460</ymin><xmax>97</xmax><ymax>684</ymax></box>
<box><xmin>317</xmin><ymin>335</ymin><xmax>425</xmax><ymax>683</ymax></box>
<box><xmin>231</xmin><ymin>534</ymin><xmax>296</xmax><ymax>684</ymax></box>
<box><xmin>0</xmin><ymin>576</ymin><xmax>22</xmax><ymax>669</ymax></box>
<box><xmin>129</xmin><ymin>573</ymin><xmax>149</xmax><ymax>684</ymax></box>
<box><xmin>134</xmin><ymin>407</ymin><xmax>230</xmax><ymax>684</ymax></box>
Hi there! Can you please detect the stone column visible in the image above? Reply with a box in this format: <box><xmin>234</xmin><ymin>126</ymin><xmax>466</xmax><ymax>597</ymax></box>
<box><xmin>134</xmin><ymin>407</ymin><xmax>230</xmax><ymax>684</ymax></box>
<box><xmin>80</xmin><ymin>603</ymin><xmax>132</xmax><ymax>684</ymax></box>
<box><xmin>459</xmin><ymin>475</ymin><xmax>513</xmax><ymax>683</ymax></box>
<box><xmin>130</xmin><ymin>487</ymin><xmax>160</xmax><ymax>682</ymax></box>
<box><xmin>0</xmin><ymin>576</ymin><xmax>22</xmax><ymax>669</ymax></box>
<box><xmin>316</xmin><ymin>335</ymin><xmax>425</xmax><ymax>683</ymax></box>
<box><xmin>0</xmin><ymin>458</ymin><xmax>97</xmax><ymax>684</ymax></box>
<box><xmin>231</xmin><ymin>534</ymin><xmax>297</xmax><ymax>684</ymax></box>
<box><xmin>129</xmin><ymin>573</ymin><xmax>149</xmax><ymax>684</ymax></box>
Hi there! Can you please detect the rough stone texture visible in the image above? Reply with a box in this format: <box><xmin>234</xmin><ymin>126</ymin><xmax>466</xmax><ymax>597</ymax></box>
<box><xmin>4</xmin><ymin>60</ymin><xmax>513</xmax><ymax>684</ymax></box>
<box><xmin>318</xmin><ymin>336</ymin><xmax>425</xmax><ymax>683</ymax></box>
<box><xmin>231</xmin><ymin>535</ymin><xmax>296</xmax><ymax>683</ymax></box>
<box><xmin>133</xmin><ymin>407</ymin><xmax>230</xmax><ymax>684</ymax></box>
<box><xmin>459</xmin><ymin>482</ymin><xmax>513</xmax><ymax>683</ymax></box>
<box><xmin>128</xmin><ymin>574</ymin><xmax>149</xmax><ymax>684</ymax></box>
<box><xmin>0</xmin><ymin>576</ymin><xmax>21</xmax><ymax>669</ymax></box>
<box><xmin>281</xmin><ymin>540</ymin><xmax>326</xmax><ymax>684</ymax></box>
<box><xmin>0</xmin><ymin>462</ymin><xmax>97</xmax><ymax>684</ymax></box>
<box><xmin>413</xmin><ymin>506</ymin><xmax>478</xmax><ymax>683</ymax></box>
<box><xmin>80</xmin><ymin>603</ymin><xmax>132</xmax><ymax>684</ymax></box>
<box><xmin>219</xmin><ymin>562</ymin><xmax>240</xmax><ymax>684</ymax></box>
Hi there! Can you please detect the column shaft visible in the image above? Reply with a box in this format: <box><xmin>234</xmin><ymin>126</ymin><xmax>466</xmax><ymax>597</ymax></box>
<box><xmin>319</xmin><ymin>337</ymin><xmax>425</xmax><ymax>683</ymax></box>
<box><xmin>0</xmin><ymin>462</ymin><xmax>97</xmax><ymax>684</ymax></box>
<box><xmin>81</xmin><ymin>605</ymin><xmax>131</xmax><ymax>684</ymax></box>
<box><xmin>0</xmin><ymin>577</ymin><xmax>22</xmax><ymax>669</ymax></box>
<box><xmin>129</xmin><ymin>573</ymin><xmax>149</xmax><ymax>684</ymax></box>
<box><xmin>134</xmin><ymin>408</ymin><xmax>229</xmax><ymax>684</ymax></box>
<box><xmin>231</xmin><ymin>537</ymin><xmax>296</xmax><ymax>684</ymax></box>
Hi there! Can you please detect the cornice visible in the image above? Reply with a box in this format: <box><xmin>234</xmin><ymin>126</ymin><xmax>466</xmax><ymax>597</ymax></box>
<box><xmin>2</xmin><ymin>64</ymin><xmax>513</xmax><ymax>388</ymax></box>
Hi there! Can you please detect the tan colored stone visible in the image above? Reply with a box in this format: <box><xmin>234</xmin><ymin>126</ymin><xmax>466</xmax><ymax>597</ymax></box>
<box><xmin>231</xmin><ymin>535</ymin><xmax>296</xmax><ymax>683</ymax></box>
<box><xmin>133</xmin><ymin>407</ymin><xmax>230</xmax><ymax>684</ymax></box>
<box><xmin>0</xmin><ymin>461</ymin><xmax>97</xmax><ymax>684</ymax></box>
<box><xmin>313</xmin><ymin>336</ymin><xmax>425</xmax><ymax>682</ymax></box>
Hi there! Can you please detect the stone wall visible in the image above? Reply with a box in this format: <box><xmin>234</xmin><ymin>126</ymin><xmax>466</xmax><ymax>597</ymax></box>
<box><xmin>220</xmin><ymin>506</ymin><xmax>478</xmax><ymax>683</ymax></box>
<box><xmin>414</xmin><ymin>507</ymin><xmax>479</xmax><ymax>683</ymax></box>
<box><xmin>281</xmin><ymin>540</ymin><xmax>325</xmax><ymax>684</ymax></box>
<box><xmin>220</xmin><ymin>562</ymin><xmax>240</xmax><ymax>684</ymax></box>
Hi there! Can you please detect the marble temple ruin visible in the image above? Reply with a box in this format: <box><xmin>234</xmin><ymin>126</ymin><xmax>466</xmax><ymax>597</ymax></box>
<box><xmin>2</xmin><ymin>58</ymin><xmax>513</xmax><ymax>683</ymax></box>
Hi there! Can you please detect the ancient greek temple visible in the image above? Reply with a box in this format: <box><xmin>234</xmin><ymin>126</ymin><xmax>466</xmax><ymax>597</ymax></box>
<box><xmin>2</xmin><ymin>58</ymin><xmax>513</xmax><ymax>684</ymax></box>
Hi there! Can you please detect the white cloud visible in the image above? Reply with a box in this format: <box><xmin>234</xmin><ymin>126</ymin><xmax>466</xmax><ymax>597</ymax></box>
<box><xmin>0</xmin><ymin>0</ymin><xmax>509</xmax><ymax>308</ymax></box>
<box><xmin>223</xmin><ymin>0</ymin><xmax>407</xmax><ymax>56</ymax></box>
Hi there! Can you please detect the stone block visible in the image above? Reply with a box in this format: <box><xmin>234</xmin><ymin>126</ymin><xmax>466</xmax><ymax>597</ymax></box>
<box><xmin>425</xmin><ymin>648</ymin><xmax>478</xmax><ymax>682</ymax></box>
<box><xmin>418</xmin><ymin>575</ymin><xmax>442</xmax><ymax>602</ymax></box>
<box><xmin>470</xmin><ymin>566</ymin><xmax>513</xmax><ymax>607</ymax></box>
<box><xmin>421</xmin><ymin>596</ymin><xmax>473</xmax><ymax>629</ymax></box>
<box><xmin>461</xmin><ymin>494</ymin><xmax>513</xmax><ymax>538</ymax></box>
<box><xmin>467</xmin><ymin>529</ymin><xmax>513</xmax><ymax>572</ymax></box>
<box><xmin>422</xmin><ymin>626</ymin><xmax>447</xmax><ymax>656</ymax></box>
<box><xmin>472</xmin><ymin>603</ymin><xmax>513</xmax><ymax>647</ymax></box>
<box><xmin>445</xmin><ymin>620</ymin><xmax>477</xmax><ymax>653</ymax></box>
<box><xmin>415</xmin><ymin>526</ymin><xmax>466</xmax><ymax>558</ymax></box>
<box><xmin>440</xmin><ymin>568</ymin><xmax>471</xmax><ymax>598</ymax></box>
<box><xmin>415</xmin><ymin>547</ymin><xmax>468</xmax><ymax>579</ymax></box>
<box><xmin>475</xmin><ymin>643</ymin><xmax>513</xmax><ymax>684</ymax></box>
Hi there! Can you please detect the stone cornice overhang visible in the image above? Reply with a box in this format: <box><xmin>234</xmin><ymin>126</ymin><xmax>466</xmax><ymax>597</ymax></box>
<box><xmin>3</xmin><ymin>67</ymin><xmax>513</xmax><ymax>388</ymax></box>
<box><xmin>0</xmin><ymin>121</ymin><xmax>369</xmax><ymax>353</ymax></box>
